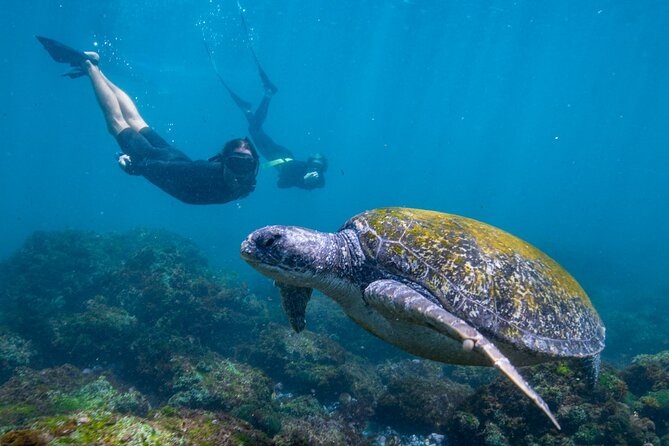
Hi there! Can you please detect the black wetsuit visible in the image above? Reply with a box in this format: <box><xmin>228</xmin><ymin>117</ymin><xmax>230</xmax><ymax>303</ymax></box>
<box><xmin>116</xmin><ymin>128</ymin><xmax>255</xmax><ymax>204</ymax></box>
<box><xmin>244</xmin><ymin>95</ymin><xmax>324</xmax><ymax>190</ymax></box>
<box><xmin>275</xmin><ymin>159</ymin><xmax>325</xmax><ymax>189</ymax></box>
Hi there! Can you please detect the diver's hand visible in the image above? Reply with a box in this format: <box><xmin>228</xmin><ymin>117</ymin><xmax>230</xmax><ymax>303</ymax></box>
<box><xmin>118</xmin><ymin>154</ymin><xmax>133</xmax><ymax>172</ymax></box>
<box><xmin>303</xmin><ymin>171</ymin><xmax>320</xmax><ymax>184</ymax></box>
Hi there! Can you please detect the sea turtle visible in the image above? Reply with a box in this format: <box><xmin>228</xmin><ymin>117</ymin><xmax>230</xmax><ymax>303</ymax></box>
<box><xmin>240</xmin><ymin>207</ymin><xmax>606</xmax><ymax>429</ymax></box>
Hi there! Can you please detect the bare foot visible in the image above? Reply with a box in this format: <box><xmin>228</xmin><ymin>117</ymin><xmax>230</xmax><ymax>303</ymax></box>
<box><xmin>84</xmin><ymin>51</ymin><xmax>100</xmax><ymax>65</ymax></box>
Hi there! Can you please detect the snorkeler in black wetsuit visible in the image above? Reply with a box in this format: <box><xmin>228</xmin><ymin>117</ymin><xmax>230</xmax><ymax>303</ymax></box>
<box><xmin>205</xmin><ymin>12</ymin><xmax>327</xmax><ymax>190</ymax></box>
<box><xmin>224</xmin><ymin>70</ymin><xmax>327</xmax><ymax>190</ymax></box>
<box><xmin>37</xmin><ymin>36</ymin><xmax>259</xmax><ymax>205</ymax></box>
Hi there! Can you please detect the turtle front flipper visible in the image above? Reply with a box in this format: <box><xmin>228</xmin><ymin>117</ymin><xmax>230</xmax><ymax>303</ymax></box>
<box><xmin>364</xmin><ymin>279</ymin><xmax>561</xmax><ymax>430</ymax></box>
<box><xmin>275</xmin><ymin>281</ymin><xmax>312</xmax><ymax>333</ymax></box>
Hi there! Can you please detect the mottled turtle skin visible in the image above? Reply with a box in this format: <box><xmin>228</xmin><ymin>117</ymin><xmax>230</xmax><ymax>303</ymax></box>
<box><xmin>343</xmin><ymin>207</ymin><xmax>605</xmax><ymax>361</ymax></box>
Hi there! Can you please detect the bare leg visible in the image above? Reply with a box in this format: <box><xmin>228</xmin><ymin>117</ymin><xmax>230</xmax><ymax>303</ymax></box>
<box><xmin>83</xmin><ymin>60</ymin><xmax>129</xmax><ymax>136</ymax></box>
<box><xmin>100</xmin><ymin>72</ymin><xmax>148</xmax><ymax>131</ymax></box>
<box><xmin>82</xmin><ymin>57</ymin><xmax>147</xmax><ymax>135</ymax></box>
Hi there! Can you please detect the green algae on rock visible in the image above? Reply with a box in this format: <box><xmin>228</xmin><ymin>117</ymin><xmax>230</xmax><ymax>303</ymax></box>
<box><xmin>240</xmin><ymin>322</ymin><xmax>383</xmax><ymax>403</ymax></box>
<box><xmin>0</xmin><ymin>365</ymin><xmax>148</xmax><ymax>432</ymax></box>
<box><xmin>3</xmin><ymin>409</ymin><xmax>272</xmax><ymax>446</ymax></box>
<box><xmin>448</xmin><ymin>360</ymin><xmax>663</xmax><ymax>445</ymax></box>
<box><xmin>375</xmin><ymin>360</ymin><xmax>474</xmax><ymax>433</ymax></box>
<box><xmin>0</xmin><ymin>333</ymin><xmax>34</xmax><ymax>383</ymax></box>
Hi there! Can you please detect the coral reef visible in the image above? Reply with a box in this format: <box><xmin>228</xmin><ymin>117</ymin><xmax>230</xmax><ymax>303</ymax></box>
<box><xmin>448</xmin><ymin>360</ymin><xmax>663</xmax><ymax>445</ymax></box>
<box><xmin>240</xmin><ymin>322</ymin><xmax>384</xmax><ymax>403</ymax></box>
<box><xmin>274</xmin><ymin>415</ymin><xmax>369</xmax><ymax>446</ymax></box>
<box><xmin>375</xmin><ymin>359</ymin><xmax>473</xmax><ymax>433</ymax></box>
<box><xmin>167</xmin><ymin>353</ymin><xmax>273</xmax><ymax>411</ymax></box>
<box><xmin>0</xmin><ymin>365</ymin><xmax>148</xmax><ymax>430</ymax></box>
<box><xmin>622</xmin><ymin>351</ymin><xmax>669</xmax><ymax>396</ymax></box>
<box><xmin>622</xmin><ymin>351</ymin><xmax>669</xmax><ymax>440</ymax></box>
<box><xmin>1</xmin><ymin>409</ymin><xmax>273</xmax><ymax>446</ymax></box>
<box><xmin>0</xmin><ymin>229</ymin><xmax>280</xmax><ymax>442</ymax></box>
<box><xmin>166</xmin><ymin>352</ymin><xmax>279</xmax><ymax>434</ymax></box>
<box><xmin>0</xmin><ymin>364</ymin><xmax>271</xmax><ymax>444</ymax></box>
<box><xmin>443</xmin><ymin>363</ymin><xmax>498</xmax><ymax>388</ymax></box>
<box><xmin>0</xmin><ymin>332</ymin><xmax>34</xmax><ymax>384</ymax></box>
<box><xmin>0</xmin><ymin>229</ymin><xmax>268</xmax><ymax>388</ymax></box>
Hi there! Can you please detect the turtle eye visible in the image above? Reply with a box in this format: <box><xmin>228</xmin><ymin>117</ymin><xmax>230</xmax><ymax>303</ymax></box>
<box><xmin>259</xmin><ymin>234</ymin><xmax>281</xmax><ymax>249</ymax></box>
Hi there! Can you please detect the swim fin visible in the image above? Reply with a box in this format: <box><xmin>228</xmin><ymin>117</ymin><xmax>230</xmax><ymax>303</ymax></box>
<box><xmin>226</xmin><ymin>85</ymin><xmax>254</xmax><ymax>113</ymax></box>
<box><xmin>256</xmin><ymin>61</ymin><xmax>278</xmax><ymax>96</ymax></box>
<box><xmin>237</xmin><ymin>3</ymin><xmax>278</xmax><ymax>96</ymax></box>
<box><xmin>35</xmin><ymin>35</ymin><xmax>96</xmax><ymax>67</ymax></box>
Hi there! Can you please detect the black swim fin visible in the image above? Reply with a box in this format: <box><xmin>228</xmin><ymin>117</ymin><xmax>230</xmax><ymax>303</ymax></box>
<box><xmin>237</xmin><ymin>3</ymin><xmax>278</xmax><ymax>96</ymax></box>
<box><xmin>256</xmin><ymin>61</ymin><xmax>278</xmax><ymax>96</ymax></box>
<box><xmin>35</xmin><ymin>35</ymin><xmax>95</xmax><ymax>67</ymax></box>
<box><xmin>203</xmin><ymin>40</ymin><xmax>254</xmax><ymax>112</ymax></box>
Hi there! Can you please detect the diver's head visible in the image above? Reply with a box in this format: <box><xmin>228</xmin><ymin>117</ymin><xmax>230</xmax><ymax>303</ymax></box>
<box><xmin>214</xmin><ymin>138</ymin><xmax>259</xmax><ymax>191</ymax></box>
<box><xmin>307</xmin><ymin>153</ymin><xmax>328</xmax><ymax>173</ymax></box>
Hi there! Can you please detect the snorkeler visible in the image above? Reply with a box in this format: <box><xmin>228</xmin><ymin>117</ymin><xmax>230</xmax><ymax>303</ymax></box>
<box><xmin>36</xmin><ymin>35</ymin><xmax>260</xmax><ymax>205</ymax></box>
<box><xmin>205</xmin><ymin>11</ymin><xmax>327</xmax><ymax>190</ymax></box>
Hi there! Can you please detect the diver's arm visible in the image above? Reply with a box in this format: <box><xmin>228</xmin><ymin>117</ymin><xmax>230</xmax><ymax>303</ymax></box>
<box><xmin>277</xmin><ymin>160</ymin><xmax>325</xmax><ymax>190</ymax></box>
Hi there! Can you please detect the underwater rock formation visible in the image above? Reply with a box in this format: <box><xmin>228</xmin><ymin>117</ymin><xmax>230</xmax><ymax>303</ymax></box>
<box><xmin>274</xmin><ymin>415</ymin><xmax>369</xmax><ymax>446</ymax></box>
<box><xmin>1</xmin><ymin>408</ymin><xmax>272</xmax><ymax>446</ymax></box>
<box><xmin>622</xmin><ymin>351</ymin><xmax>669</xmax><ymax>442</ymax></box>
<box><xmin>0</xmin><ymin>365</ymin><xmax>148</xmax><ymax>429</ymax></box>
<box><xmin>375</xmin><ymin>360</ymin><xmax>473</xmax><ymax>433</ymax></box>
<box><xmin>0</xmin><ymin>332</ymin><xmax>34</xmax><ymax>383</ymax></box>
<box><xmin>240</xmin><ymin>322</ymin><xmax>384</xmax><ymax>404</ymax></box>
<box><xmin>448</xmin><ymin>360</ymin><xmax>664</xmax><ymax>445</ymax></box>
<box><xmin>0</xmin><ymin>229</ymin><xmax>268</xmax><ymax>383</ymax></box>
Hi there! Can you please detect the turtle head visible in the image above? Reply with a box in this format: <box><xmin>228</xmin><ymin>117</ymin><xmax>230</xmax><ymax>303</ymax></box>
<box><xmin>242</xmin><ymin>224</ymin><xmax>365</xmax><ymax>329</ymax></box>
<box><xmin>241</xmin><ymin>225</ymin><xmax>336</xmax><ymax>288</ymax></box>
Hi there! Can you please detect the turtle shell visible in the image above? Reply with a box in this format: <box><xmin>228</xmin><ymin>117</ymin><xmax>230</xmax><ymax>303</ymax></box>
<box><xmin>342</xmin><ymin>207</ymin><xmax>605</xmax><ymax>358</ymax></box>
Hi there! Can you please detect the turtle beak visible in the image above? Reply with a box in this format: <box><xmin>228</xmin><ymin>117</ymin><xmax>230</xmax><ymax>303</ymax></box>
<box><xmin>240</xmin><ymin>237</ymin><xmax>257</xmax><ymax>263</ymax></box>
<box><xmin>241</xmin><ymin>225</ymin><xmax>329</xmax><ymax>285</ymax></box>
<box><xmin>240</xmin><ymin>227</ymin><xmax>284</xmax><ymax>267</ymax></box>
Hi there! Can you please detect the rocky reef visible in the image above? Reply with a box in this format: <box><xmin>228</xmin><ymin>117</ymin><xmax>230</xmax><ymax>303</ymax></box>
<box><xmin>0</xmin><ymin>228</ymin><xmax>667</xmax><ymax>445</ymax></box>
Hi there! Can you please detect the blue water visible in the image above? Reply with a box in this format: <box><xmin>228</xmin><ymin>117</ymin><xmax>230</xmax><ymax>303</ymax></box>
<box><xmin>1</xmin><ymin>1</ymin><xmax>668</xmax><ymax>350</ymax></box>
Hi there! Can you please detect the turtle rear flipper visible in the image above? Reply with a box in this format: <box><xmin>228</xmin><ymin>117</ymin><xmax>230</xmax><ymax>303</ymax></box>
<box><xmin>275</xmin><ymin>281</ymin><xmax>312</xmax><ymax>333</ymax></box>
<box><xmin>364</xmin><ymin>279</ymin><xmax>561</xmax><ymax>431</ymax></box>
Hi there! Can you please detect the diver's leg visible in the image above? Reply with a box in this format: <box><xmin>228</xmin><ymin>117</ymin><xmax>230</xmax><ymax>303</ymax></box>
<box><xmin>98</xmin><ymin>72</ymin><xmax>149</xmax><ymax>132</ymax></box>
<box><xmin>223</xmin><ymin>82</ymin><xmax>254</xmax><ymax>121</ymax></box>
<box><xmin>253</xmin><ymin>94</ymin><xmax>272</xmax><ymax>127</ymax></box>
<box><xmin>82</xmin><ymin>60</ymin><xmax>130</xmax><ymax>136</ymax></box>
<box><xmin>247</xmin><ymin>95</ymin><xmax>293</xmax><ymax>160</ymax></box>
<box><xmin>81</xmin><ymin>56</ymin><xmax>174</xmax><ymax>168</ymax></box>
<box><xmin>98</xmin><ymin>74</ymin><xmax>186</xmax><ymax>160</ymax></box>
